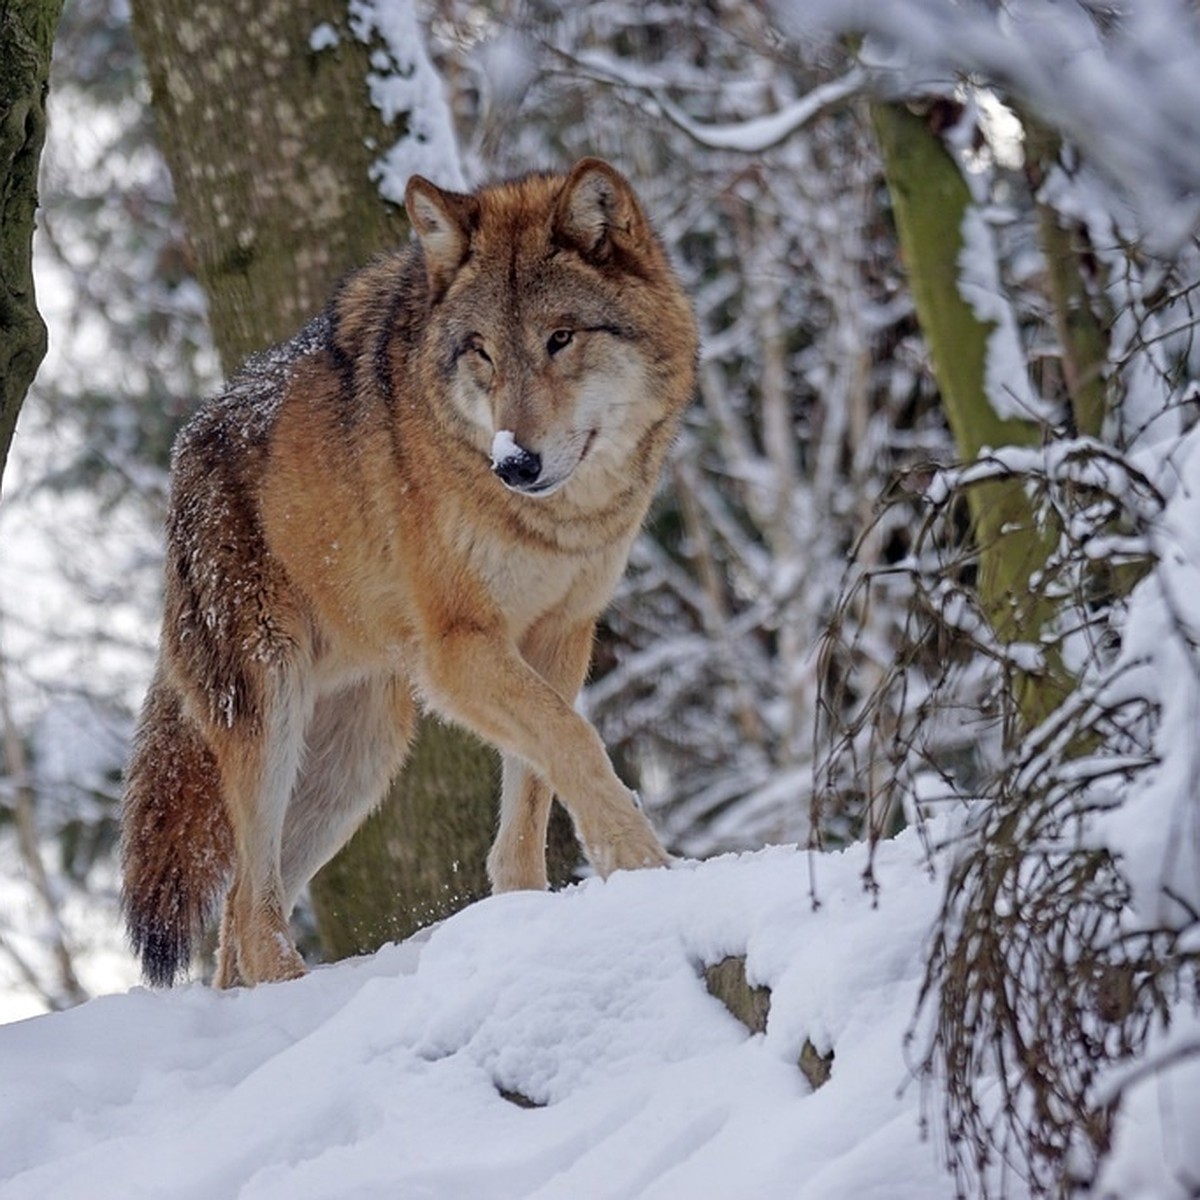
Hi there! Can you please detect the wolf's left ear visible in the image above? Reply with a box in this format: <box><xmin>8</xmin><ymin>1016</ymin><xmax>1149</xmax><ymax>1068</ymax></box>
<box><xmin>553</xmin><ymin>158</ymin><xmax>649</xmax><ymax>265</ymax></box>
<box><xmin>405</xmin><ymin>176</ymin><xmax>479</xmax><ymax>297</ymax></box>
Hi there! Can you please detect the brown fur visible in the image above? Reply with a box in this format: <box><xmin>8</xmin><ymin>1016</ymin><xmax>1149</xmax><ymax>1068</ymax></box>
<box><xmin>121</xmin><ymin>159</ymin><xmax>698</xmax><ymax>987</ymax></box>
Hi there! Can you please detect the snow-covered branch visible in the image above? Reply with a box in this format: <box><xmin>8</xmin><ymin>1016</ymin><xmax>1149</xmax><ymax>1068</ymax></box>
<box><xmin>649</xmin><ymin>70</ymin><xmax>866</xmax><ymax>152</ymax></box>
<box><xmin>772</xmin><ymin>0</ymin><xmax>1200</xmax><ymax>245</ymax></box>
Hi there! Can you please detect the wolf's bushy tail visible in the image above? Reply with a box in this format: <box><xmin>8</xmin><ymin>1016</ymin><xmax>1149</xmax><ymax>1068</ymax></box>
<box><xmin>121</xmin><ymin>674</ymin><xmax>233</xmax><ymax>986</ymax></box>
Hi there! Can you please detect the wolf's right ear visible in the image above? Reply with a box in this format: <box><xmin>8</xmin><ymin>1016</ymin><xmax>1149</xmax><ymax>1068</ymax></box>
<box><xmin>405</xmin><ymin>176</ymin><xmax>478</xmax><ymax>297</ymax></box>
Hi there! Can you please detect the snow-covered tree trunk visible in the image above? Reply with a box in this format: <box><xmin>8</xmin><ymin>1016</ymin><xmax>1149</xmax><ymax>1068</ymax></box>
<box><xmin>0</xmin><ymin>0</ymin><xmax>62</xmax><ymax>491</ymax></box>
<box><xmin>130</xmin><ymin>0</ymin><xmax>505</xmax><ymax>958</ymax></box>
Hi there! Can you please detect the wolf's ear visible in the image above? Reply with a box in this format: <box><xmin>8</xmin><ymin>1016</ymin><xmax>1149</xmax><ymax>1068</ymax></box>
<box><xmin>405</xmin><ymin>176</ymin><xmax>478</xmax><ymax>296</ymax></box>
<box><xmin>553</xmin><ymin>158</ymin><xmax>649</xmax><ymax>265</ymax></box>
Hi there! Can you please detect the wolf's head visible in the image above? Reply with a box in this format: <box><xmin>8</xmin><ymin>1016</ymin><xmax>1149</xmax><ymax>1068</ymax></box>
<box><xmin>405</xmin><ymin>159</ymin><xmax>697</xmax><ymax>503</ymax></box>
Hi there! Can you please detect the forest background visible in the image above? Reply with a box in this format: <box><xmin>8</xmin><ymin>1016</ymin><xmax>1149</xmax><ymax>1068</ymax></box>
<box><xmin>2</xmin><ymin>1</ymin><xmax>1199</xmax><ymax>1194</ymax></box>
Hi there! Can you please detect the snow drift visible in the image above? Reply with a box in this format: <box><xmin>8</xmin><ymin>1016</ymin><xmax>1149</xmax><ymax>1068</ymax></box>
<box><xmin>1</xmin><ymin>822</ymin><xmax>1194</xmax><ymax>1199</ymax></box>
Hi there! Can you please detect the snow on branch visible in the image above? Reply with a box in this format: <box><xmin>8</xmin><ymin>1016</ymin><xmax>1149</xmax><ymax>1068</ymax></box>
<box><xmin>771</xmin><ymin>0</ymin><xmax>1200</xmax><ymax>246</ymax></box>
<box><xmin>649</xmin><ymin>71</ymin><xmax>866</xmax><ymax>153</ymax></box>
<box><xmin>565</xmin><ymin>49</ymin><xmax>865</xmax><ymax>152</ymax></box>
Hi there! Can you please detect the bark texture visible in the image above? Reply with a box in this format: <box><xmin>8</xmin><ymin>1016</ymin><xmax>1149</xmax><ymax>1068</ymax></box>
<box><xmin>131</xmin><ymin>0</ymin><xmax>547</xmax><ymax>960</ymax></box>
<box><xmin>0</xmin><ymin>0</ymin><xmax>63</xmax><ymax>492</ymax></box>
<box><xmin>131</xmin><ymin>0</ymin><xmax>406</xmax><ymax>371</ymax></box>
<box><xmin>309</xmin><ymin>720</ymin><xmax>500</xmax><ymax>957</ymax></box>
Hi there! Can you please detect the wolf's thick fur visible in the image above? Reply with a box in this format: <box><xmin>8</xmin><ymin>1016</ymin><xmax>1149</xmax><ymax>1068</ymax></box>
<box><xmin>121</xmin><ymin>159</ymin><xmax>698</xmax><ymax>987</ymax></box>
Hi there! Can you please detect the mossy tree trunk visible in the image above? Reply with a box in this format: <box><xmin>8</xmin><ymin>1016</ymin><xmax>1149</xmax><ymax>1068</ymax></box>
<box><xmin>132</xmin><ymin>0</ymin><xmax>563</xmax><ymax>958</ymax></box>
<box><xmin>0</xmin><ymin>0</ymin><xmax>63</xmax><ymax>494</ymax></box>
<box><xmin>871</xmin><ymin>102</ymin><xmax>1072</xmax><ymax>732</ymax></box>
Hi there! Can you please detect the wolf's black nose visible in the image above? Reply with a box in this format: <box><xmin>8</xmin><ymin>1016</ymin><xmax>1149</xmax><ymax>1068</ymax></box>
<box><xmin>494</xmin><ymin>447</ymin><xmax>542</xmax><ymax>489</ymax></box>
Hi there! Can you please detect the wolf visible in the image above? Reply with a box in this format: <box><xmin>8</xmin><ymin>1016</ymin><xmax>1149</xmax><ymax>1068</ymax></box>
<box><xmin>120</xmin><ymin>158</ymin><xmax>698</xmax><ymax>987</ymax></box>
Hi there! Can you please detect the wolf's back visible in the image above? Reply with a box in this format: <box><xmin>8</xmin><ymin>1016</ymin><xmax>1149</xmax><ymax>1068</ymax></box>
<box><xmin>121</xmin><ymin>672</ymin><xmax>233</xmax><ymax>985</ymax></box>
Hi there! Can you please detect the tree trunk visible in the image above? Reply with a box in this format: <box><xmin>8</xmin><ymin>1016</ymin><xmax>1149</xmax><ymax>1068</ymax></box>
<box><xmin>1022</xmin><ymin>117</ymin><xmax>1111</xmax><ymax>441</ymax></box>
<box><xmin>0</xmin><ymin>0</ymin><xmax>63</xmax><ymax>493</ymax></box>
<box><xmin>309</xmin><ymin>720</ymin><xmax>499</xmax><ymax>956</ymax></box>
<box><xmin>130</xmin><ymin>0</ymin><xmax>407</xmax><ymax>372</ymax></box>
<box><xmin>131</xmin><ymin>0</ymin><xmax>558</xmax><ymax>960</ymax></box>
<box><xmin>871</xmin><ymin>102</ymin><xmax>1070</xmax><ymax>731</ymax></box>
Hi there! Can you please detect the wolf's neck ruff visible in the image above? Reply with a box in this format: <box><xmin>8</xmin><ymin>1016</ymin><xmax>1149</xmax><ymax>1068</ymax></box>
<box><xmin>121</xmin><ymin>159</ymin><xmax>698</xmax><ymax>988</ymax></box>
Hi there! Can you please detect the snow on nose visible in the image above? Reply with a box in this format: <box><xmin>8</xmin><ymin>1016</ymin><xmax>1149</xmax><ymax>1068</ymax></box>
<box><xmin>491</xmin><ymin>429</ymin><xmax>543</xmax><ymax>490</ymax></box>
<box><xmin>490</xmin><ymin>429</ymin><xmax>521</xmax><ymax>469</ymax></box>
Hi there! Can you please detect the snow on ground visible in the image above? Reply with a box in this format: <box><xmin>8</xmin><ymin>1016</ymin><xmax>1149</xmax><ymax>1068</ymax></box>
<box><xmin>0</xmin><ymin>829</ymin><xmax>947</xmax><ymax>1199</ymax></box>
<box><xmin>0</xmin><ymin>821</ymin><xmax>1193</xmax><ymax>1199</ymax></box>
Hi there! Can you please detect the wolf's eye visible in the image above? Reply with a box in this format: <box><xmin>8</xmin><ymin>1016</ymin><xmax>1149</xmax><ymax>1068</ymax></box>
<box><xmin>462</xmin><ymin>335</ymin><xmax>492</xmax><ymax>366</ymax></box>
<box><xmin>547</xmin><ymin>329</ymin><xmax>574</xmax><ymax>356</ymax></box>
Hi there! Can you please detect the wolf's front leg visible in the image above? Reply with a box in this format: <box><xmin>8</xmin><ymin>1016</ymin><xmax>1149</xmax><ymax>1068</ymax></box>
<box><xmin>488</xmin><ymin>615</ymin><xmax>594</xmax><ymax>892</ymax></box>
<box><xmin>488</xmin><ymin>756</ymin><xmax>554</xmax><ymax>892</ymax></box>
<box><xmin>421</xmin><ymin>621</ymin><xmax>667</xmax><ymax>885</ymax></box>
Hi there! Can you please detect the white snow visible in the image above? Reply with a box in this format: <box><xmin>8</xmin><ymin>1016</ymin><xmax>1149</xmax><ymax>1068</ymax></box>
<box><xmin>0</xmin><ymin>821</ymin><xmax>1192</xmax><ymax>1198</ymax></box>
<box><xmin>491</xmin><ymin>429</ymin><xmax>520</xmax><ymax>468</ymax></box>
<box><xmin>5</xmin><ymin>4</ymin><xmax>1199</xmax><ymax>1195</ymax></box>
<box><xmin>632</xmin><ymin>64</ymin><xmax>866</xmax><ymax>153</ymax></box>
<box><xmin>474</xmin><ymin>30</ymin><xmax>538</xmax><ymax>109</ymax></box>
<box><xmin>957</xmin><ymin>206</ymin><xmax>1056</xmax><ymax>425</ymax></box>
<box><xmin>308</xmin><ymin>22</ymin><xmax>339</xmax><ymax>53</ymax></box>
<box><xmin>0</xmin><ymin>831</ymin><xmax>939</xmax><ymax>1198</ymax></box>
<box><xmin>774</xmin><ymin>0</ymin><xmax>1200</xmax><ymax>249</ymax></box>
<box><xmin>347</xmin><ymin>0</ymin><xmax>467</xmax><ymax>199</ymax></box>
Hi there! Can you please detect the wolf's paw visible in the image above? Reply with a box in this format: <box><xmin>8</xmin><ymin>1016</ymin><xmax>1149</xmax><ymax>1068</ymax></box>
<box><xmin>249</xmin><ymin>942</ymin><xmax>307</xmax><ymax>986</ymax></box>
<box><xmin>234</xmin><ymin>927</ymin><xmax>308</xmax><ymax>987</ymax></box>
<box><xmin>486</xmin><ymin>841</ymin><xmax>550</xmax><ymax>894</ymax></box>
<box><xmin>587</xmin><ymin>809</ymin><xmax>669</xmax><ymax>878</ymax></box>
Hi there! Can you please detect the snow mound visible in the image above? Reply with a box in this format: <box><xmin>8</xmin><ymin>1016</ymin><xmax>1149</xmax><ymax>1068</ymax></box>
<box><xmin>0</xmin><ymin>825</ymin><xmax>1191</xmax><ymax>1198</ymax></box>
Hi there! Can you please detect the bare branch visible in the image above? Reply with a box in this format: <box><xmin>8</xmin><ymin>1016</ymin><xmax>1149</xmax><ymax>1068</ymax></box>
<box><xmin>0</xmin><ymin>642</ymin><xmax>89</xmax><ymax>1010</ymax></box>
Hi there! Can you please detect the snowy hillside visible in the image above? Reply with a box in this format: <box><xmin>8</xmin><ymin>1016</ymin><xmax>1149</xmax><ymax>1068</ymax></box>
<box><xmin>0</xmin><ymin>823</ymin><xmax>1194</xmax><ymax>1199</ymax></box>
